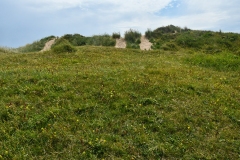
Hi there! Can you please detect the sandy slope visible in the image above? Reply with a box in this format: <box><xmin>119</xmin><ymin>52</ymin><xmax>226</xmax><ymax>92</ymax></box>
<box><xmin>115</xmin><ymin>38</ymin><xmax>126</xmax><ymax>48</ymax></box>
<box><xmin>140</xmin><ymin>36</ymin><xmax>152</xmax><ymax>50</ymax></box>
<box><xmin>115</xmin><ymin>36</ymin><xmax>152</xmax><ymax>50</ymax></box>
<box><xmin>41</xmin><ymin>39</ymin><xmax>55</xmax><ymax>52</ymax></box>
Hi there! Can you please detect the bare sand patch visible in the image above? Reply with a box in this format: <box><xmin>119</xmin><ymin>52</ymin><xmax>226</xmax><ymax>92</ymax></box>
<box><xmin>41</xmin><ymin>38</ymin><xmax>56</xmax><ymax>52</ymax></box>
<box><xmin>140</xmin><ymin>36</ymin><xmax>152</xmax><ymax>50</ymax></box>
<box><xmin>115</xmin><ymin>38</ymin><xmax>126</xmax><ymax>49</ymax></box>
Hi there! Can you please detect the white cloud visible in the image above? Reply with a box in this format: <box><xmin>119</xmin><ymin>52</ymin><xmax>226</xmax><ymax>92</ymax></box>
<box><xmin>179</xmin><ymin>0</ymin><xmax>240</xmax><ymax>31</ymax></box>
<box><xmin>20</xmin><ymin>0</ymin><xmax>240</xmax><ymax>31</ymax></box>
<box><xmin>1</xmin><ymin>0</ymin><xmax>240</xmax><ymax>47</ymax></box>
<box><xmin>110</xmin><ymin>0</ymin><xmax>240</xmax><ymax>34</ymax></box>
<box><xmin>21</xmin><ymin>0</ymin><xmax>173</xmax><ymax>13</ymax></box>
<box><xmin>182</xmin><ymin>0</ymin><xmax>239</xmax><ymax>11</ymax></box>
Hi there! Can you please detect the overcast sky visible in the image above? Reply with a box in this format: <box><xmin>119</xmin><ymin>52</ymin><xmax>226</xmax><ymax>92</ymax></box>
<box><xmin>1</xmin><ymin>0</ymin><xmax>240</xmax><ymax>48</ymax></box>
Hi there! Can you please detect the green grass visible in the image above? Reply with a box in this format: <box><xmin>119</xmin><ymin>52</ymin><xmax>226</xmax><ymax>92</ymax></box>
<box><xmin>0</xmin><ymin>47</ymin><xmax>17</xmax><ymax>54</ymax></box>
<box><xmin>86</xmin><ymin>34</ymin><xmax>116</xmax><ymax>46</ymax></box>
<box><xmin>112</xmin><ymin>32</ymin><xmax>121</xmax><ymax>39</ymax></box>
<box><xmin>17</xmin><ymin>36</ymin><xmax>55</xmax><ymax>53</ymax></box>
<box><xmin>60</xmin><ymin>34</ymin><xmax>116</xmax><ymax>47</ymax></box>
<box><xmin>185</xmin><ymin>52</ymin><xmax>240</xmax><ymax>71</ymax></box>
<box><xmin>0</xmin><ymin>47</ymin><xmax>239</xmax><ymax>159</ymax></box>
<box><xmin>146</xmin><ymin>25</ymin><xmax>240</xmax><ymax>54</ymax></box>
<box><xmin>51</xmin><ymin>38</ymin><xmax>77</xmax><ymax>53</ymax></box>
<box><xmin>124</xmin><ymin>29</ymin><xmax>141</xmax><ymax>49</ymax></box>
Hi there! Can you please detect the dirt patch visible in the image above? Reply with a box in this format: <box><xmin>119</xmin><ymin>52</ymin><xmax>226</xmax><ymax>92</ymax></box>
<box><xmin>41</xmin><ymin>38</ymin><xmax>56</xmax><ymax>52</ymax></box>
<box><xmin>115</xmin><ymin>38</ymin><xmax>126</xmax><ymax>48</ymax></box>
<box><xmin>140</xmin><ymin>36</ymin><xmax>152</xmax><ymax>50</ymax></box>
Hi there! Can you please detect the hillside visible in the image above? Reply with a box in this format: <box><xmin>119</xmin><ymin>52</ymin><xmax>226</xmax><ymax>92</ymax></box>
<box><xmin>17</xmin><ymin>36</ymin><xmax>56</xmax><ymax>53</ymax></box>
<box><xmin>16</xmin><ymin>25</ymin><xmax>240</xmax><ymax>55</ymax></box>
<box><xmin>0</xmin><ymin>45</ymin><xmax>239</xmax><ymax>159</ymax></box>
<box><xmin>146</xmin><ymin>25</ymin><xmax>240</xmax><ymax>55</ymax></box>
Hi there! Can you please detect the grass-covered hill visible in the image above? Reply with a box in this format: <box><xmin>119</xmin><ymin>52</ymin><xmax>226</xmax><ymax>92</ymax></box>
<box><xmin>0</xmin><ymin>44</ymin><xmax>239</xmax><ymax>159</ymax></box>
<box><xmin>146</xmin><ymin>25</ymin><xmax>240</xmax><ymax>55</ymax></box>
<box><xmin>16</xmin><ymin>25</ymin><xmax>240</xmax><ymax>54</ymax></box>
<box><xmin>17</xmin><ymin>34</ymin><xmax>117</xmax><ymax>53</ymax></box>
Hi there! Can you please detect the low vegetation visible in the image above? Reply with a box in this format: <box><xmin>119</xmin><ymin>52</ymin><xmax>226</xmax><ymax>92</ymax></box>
<box><xmin>146</xmin><ymin>25</ymin><xmax>240</xmax><ymax>54</ymax></box>
<box><xmin>51</xmin><ymin>38</ymin><xmax>77</xmax><ymax>53</ymax></box>
<box><xmin>61</xmin><ymin>34</ymin><xmax>86</xmax><ymax>46</ymax></box>
<box><xmin>16</xmin><ymin>25</ymin><xmax>240</xmax><ymax>54</ymax></box>
<box><xmin>86</xmin><ymin>34</ymin><xmax>116</xmax><ymax>46</ymax></box>
<box><xmin>56</xmin><ymin>34</ymin><xmax>116</xmax><ymax>47</ymax></box>
<box><xmin>0</xmin><ymin>47</ymin><xmax>16</xmax><ymax>54</ymax></box>
<box><xmin>17</xmin><ymin>36</ymin><xmax>55</xmax><ymax>53</ymax></box>
<box><xmin>17</xmin><ymin>34</ymin><xmax>116</xmax><ymax>53</ymax></box>
<box><xmin>0</xmin><ymin>45</ymin><xmax>239</xmax><ymax>159</ymax></box>
<box><xmin>112</xmin><ymin>32</ymin><xmax>121</xmax><ymax>39</ymax></box>
<box><xmin>124</xmin><ymin>29</ymin><xmax>142</xmax><ymax>49</ymax></box>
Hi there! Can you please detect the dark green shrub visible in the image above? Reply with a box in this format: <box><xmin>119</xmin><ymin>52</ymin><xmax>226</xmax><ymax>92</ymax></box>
<box><xmin>124</xmin><ymin>29</ymin><xmax>141</xmax><ymax>44</ymax></box>
<box><xmin>217</xmin><ymin>40</ymin><xmax>232</xmax><ymax>49</ymax></box>
<box><xmin>161</xmin><ymin>42</ymin><xmax>178</xmax><ymax>51</ymax></box>
<box><xmin>202</xmin><ymin>31</ymin><xmax>213</xmax><ymax>38</ymax></box>
<box><xmin>136</xmin><ymin>38</ymin><xmax>141</xmax><ymax>44</ymax></box>
<box><xmin>124</xmin><ymin>29</ymin><xmax>141</xmax><ymax>49</ymax></box>
<box><xmin>152</xmin><ymin>43</ymin><xmax>161</xmax><ymax>49</ymax></box>
<box><xmin>112</xmin><ymin>32</ymin><xmax>121</xmax><ymax>39</ymax></box>
<box><xmin>158</xmin><ymin>34</ymin><xmax>177</xmax><ymax>41</ymax></box>
<box><xmin>51</xmin><ymin>38</ymin><xmax>66</xmax><ymax>47</ymax></box>
<box><xmin>51</xmin><ymin>39</ymin><xmax>76</xmax><ymax>53</ymax></box>
<box><xmin>62</xmin><ymin>34</ymin><xmax>86</xmax><ymax>46</ymax></box>
<box><xmin>145</xmin><ymin>29</ymin><xmax>154</xmax><ymax>39</ymax></box>
<box><xmin>227</xmin><ymin>33</ymin><xmax>239</xmax><ymax>42</ymax></box>
<box><xmin>154</xmin><ymin>25</ymin><xmax>178</xmax><ymax>34</ymax></box>
<box><xmin>145</xmin><ymin>25</ymin><xmax>190</xmax><ymax>40</ymax></box>
<box><xmin>151</xmin><ymin>39</ymin><xmax>165</xmax><ymax>49</ymax></box>
<box><xmin>87</xmin><ymin>34</ymin><xmax>116</xmax><ymax>46</ymax></box>
<box><xmin>176</xmin><ymin>34</ymin><xmax>203</xmax><ymax>49</ymax></box>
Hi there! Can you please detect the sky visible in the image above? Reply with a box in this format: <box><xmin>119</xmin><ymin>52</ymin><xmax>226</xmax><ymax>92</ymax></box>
<box><xmin>1</xmin><ymin>0</ymin><xmax>240</xmax><ymax>48</ymax></box>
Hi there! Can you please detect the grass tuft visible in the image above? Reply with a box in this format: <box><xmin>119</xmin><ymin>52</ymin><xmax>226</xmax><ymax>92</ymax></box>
<box><xmin>51</xmin><ymin>39</ymin><xmax>77</xmax><ymax>53</ymax></box>
<box><xmin>124</xmin><ymin>29</ymin><xmax>141</xmax><ymax>49</ymax></box>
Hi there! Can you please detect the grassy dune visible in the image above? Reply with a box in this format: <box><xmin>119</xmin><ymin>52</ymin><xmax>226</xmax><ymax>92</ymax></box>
<box><xmin>0</xmin><ymin>47</ymin><xmax>239</xmax><ymax>159</ymax></box>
